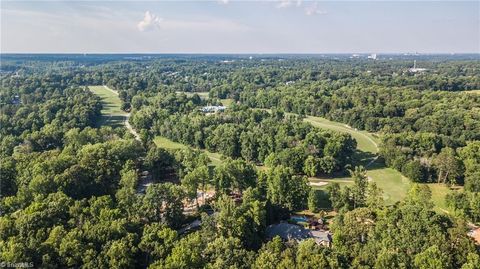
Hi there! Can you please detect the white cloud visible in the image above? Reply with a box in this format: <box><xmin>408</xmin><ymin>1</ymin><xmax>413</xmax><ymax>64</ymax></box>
<box><xmin>218</xmin><ymin>0</ymin><xmax>230</xmax><ymax>4</ymax></box>
<box><xmin>305</xmin><ymin>2</ymin><xmax>327</xmax><ymax>16</ymax></box>
<box><xmin>276</xmin><ymin>0</ymin><xmax>302</xmax><ymax>9</ymax></box>
<box><xmin>137</xmin><ymin>11</ymin><xmax>163</xmax><ymax>32</ymax></box>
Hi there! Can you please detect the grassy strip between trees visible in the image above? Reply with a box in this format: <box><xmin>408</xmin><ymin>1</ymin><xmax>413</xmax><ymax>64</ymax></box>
<box><xmin>89</xmin><ymin>88</ymin><xmax>453</xmax><ymax>213</ymax></box>
<box><xmin>304</xmin><ymin>114</ymin><xmax>454</xmax><ymax>212</ymax></box>
<box><xmin>88</xmin><ymin>85</ymin><xmax>127</xmax><ymax>128</ymax></box>
<box><xmin>304</xmin><ymin>116</ymin><xmax>379</xmax><ymax>153</ymax></box>
<box><xmin>153</xmin><ymin>136</ymin><xmax>223</xmax><ymax>166</ymax></box>
<box><xmin>464</xmin><ymin>89</ymin><xmax>480</xmax><ymax>95</ymax></box>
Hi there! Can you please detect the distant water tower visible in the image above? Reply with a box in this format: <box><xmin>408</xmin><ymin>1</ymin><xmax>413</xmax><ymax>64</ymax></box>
<box><xmin>409</xmin><ymin>60</ymin><xmax>427</xmax><ymax>73</ymax></box>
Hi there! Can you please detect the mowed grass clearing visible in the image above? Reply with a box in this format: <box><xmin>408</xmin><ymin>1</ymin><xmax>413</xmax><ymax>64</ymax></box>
<box><xmin>153</xmin><ymin>136</ymin><xmax>188</xmax><ymax>150</ymax></box>
<box><xmin>154</xmin><ymin>136</ymin><xmax>223</xmax><ymax>166</ymax></box>
<box><xmin>175</xmin><ymin>91</ymin><xmax>210</xmax><ymax>99</ymax></box>
<box><xmin>304</xmin><ymin>115</ymin><xmax>451</xmax><ymax>211</ymax></box>
<box><xmin>304</xmin><ymin>116</ymin><xmax>379</xmax><ymax>153</ymax></box>
<box><xmin>464</xmin><ymin>89</ymin><xmax>480</xmax><ymax>95</ymax></box>
<box><xmin>89</xmin><ymin>85</ymin><xmax>127</xmax><ymax>128</ymax></box>
<box><xmin>304</xmin><ymin>115</ymin><xmax>411</xmax><ymax>204</ymax></box>
<box><xmin>220</xmin><ymin>98</ymin><xmax>234</xmax><ymax>106</ymax></box>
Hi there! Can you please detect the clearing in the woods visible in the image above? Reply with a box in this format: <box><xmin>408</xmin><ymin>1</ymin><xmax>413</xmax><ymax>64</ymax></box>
<box><xmin>153</xmin><ymin>136</ymin><xmax>223</xmax><ymax>166</ymax></box>
<box><xmin>88</xmin><ymin>85</ymin><xmax>127</xmax><ymax>128</ymax></box>
<box><xmin>305</xmin><ymin>115</ymin><xmax>453</xmax><ymax>211</ymax></box>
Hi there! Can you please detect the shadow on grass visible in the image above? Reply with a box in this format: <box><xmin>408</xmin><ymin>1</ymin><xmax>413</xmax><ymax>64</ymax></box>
<box><xmin>352</xmin><ymin>150</ymin><xmax>377</xmax><ymax>166</ymax></box>
<box><xmin>97</xmin><ymin>115</ymin><xmax>127</xmax><ymax>128</ymax></box>
<box><xmin>351</xmin><ymin>149</ymin><xmax>391</xmax><ymax>173</ymax></box>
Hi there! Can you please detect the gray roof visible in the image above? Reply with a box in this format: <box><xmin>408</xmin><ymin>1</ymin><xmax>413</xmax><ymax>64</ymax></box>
<box><xmin>266</xmin><ymin>223</ymin><xmax>331</xmax><ymax>243</ymax></box>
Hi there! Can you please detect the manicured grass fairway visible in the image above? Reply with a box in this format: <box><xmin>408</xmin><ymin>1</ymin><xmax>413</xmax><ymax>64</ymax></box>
<box><xmin>304</xmin><ymin>115</ymin><xmax>410</xmax><ymax>204</ymax></box>
<box><xmin>153</xmin><ymin>136</ymin><xmax>188</xmax><ymax>150</ymax></box>
<box><xmin>154</xmin><ymin>136</ymin><xmax>223</xmax><ymax>166</ymax></box>
<box><xmin>464</xmin><ymin>89</ymin><xmax>480</xmax><ymax>95</ymax></box>
<box><xmin>304</xmin><ymin>115</ymin><xmax>451</xmax><ymax>211</ymax></box>
<box><xmin>176</xmin><ymin>91</ymin><xmax>210</xmax><ymax>99</ymax></box>
<box><xmin>221</xmin><ymin>98</ymin><xmax>234</xmax><ymax>106</ymax></box>
<box><xmin>88</xmin><ymin>86</ymin><xmax>127</xmax><ymax>128</ymax></box>
<box><xmin>304</xmin><ymin>116</ymin><xmax>379</xmax><ymax>153</ymax></box>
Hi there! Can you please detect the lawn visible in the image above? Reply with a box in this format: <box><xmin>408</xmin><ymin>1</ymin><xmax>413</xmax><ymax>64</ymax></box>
<box><xmin>153</xmin><ymin>136</ymin><xmax>188</xmax><ymax>150</ymax></box>
<box><xmin>367</xmin><ymin>164</ymin><xmax>411</xmax><ymax>204</ymax></box>
<box><xmin>304</xmin><ymin>115</ymin><xmax>411</xmax><ymax>204</ymax></box>
<box><xmin>175</xmin><ymin>91</ymin><xmax>210</xmax><ymax>99</ymax></box>
<box><xmin>302</xmin><ymin>115</ymin><xmax>454</xmax><ymax>210</ymax></box>
<box><xmin>464</xmin><ymin>89</ymin><xmax>480</xmax><ymax>95</ymax></box>
<box><xmin>88</xmin><ymin>85</ymin><xmax>127</xmax><ymax>128</ymax></box>
<box><xmin>304</xmin><ymin>116</ymin><xmax>379</xmax><ymax>153</ymax></box>
<box><xmin>220</xmin><ymin>98</ymin><xmax>234</xmax><ymax>106</ymax></box>
<box><xmin>153</xmin><ymin>136</ymin><xmax>223</xmax><ymax>166</ymax></box>
<box><xmin>429</xmin><ymin>184</ymin><xmax>462</xmax><ymax>213</ymax></box>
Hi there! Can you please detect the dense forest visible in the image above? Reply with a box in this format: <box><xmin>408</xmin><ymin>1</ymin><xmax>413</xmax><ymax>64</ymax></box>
<box><xmin>1</xmin><ymin>54</ymin><xmax>479</xmax><ymax>268</ymax></box>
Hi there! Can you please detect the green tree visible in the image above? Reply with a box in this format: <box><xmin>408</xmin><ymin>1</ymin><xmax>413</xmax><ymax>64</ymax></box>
<box><xmin>160</xmin><ymin>232</ymin><xmax>206</xmax><ymax>269</ymax></box>
<box><xmin>296</xmin><ymin>239</ymin><xmax>329</xmax><ymax>269</ymax></box>
<box><xmin>366</xmin><ymin>182</ymin><xmax>384</xmax><ymax>210</ymax></box>
<box><xmin>265</xmin><ymin>165</ymin><xmax>310</xmax><ymax>211</ymax></box>
<box><xmin>203</xmin><ymin>236</ymin><xmax>253</xmax><ymax>269</ymax></box>
<box><xmin>414</xmin><ymin>245</ymin><xmax>450</xmax><ymax>269</ymax></box>
<box><xmin>434</xmin><ymin>147</ymin><xmax>462</xmax><ymax>185</ymax></box>
<box><xmin>461</xmin><ymin>253</ymin><xmax>480</xmax><ymax>269</ymax></box>
<box><xmin>181</xmin><ymin>165</ymin><xmax>210</xmax><ymax>209</ymax></box>
<box><xmin>139</xmin><ymin>223</ymin><xmax>178</xmax><ymax>263</ymax></box>
<box><xmin>307</xmin><ymin>189</ymin><xmax>323</xmax><ymax>213</ymax></box>
<box><xmin>405</xmin><ymin>184</ymin><xmax>434</xmax><ymax>209</ymax></box>
<box><xmin>142</xmin><ymin>183</ymin><xmax>185</xmax><ymax>227</ymax></box>
<box><xmin>402</xmin><ymin>160</ymin><xmax>425</xmax><ymax>182</ymax></box>
<box><xmin>350</xmin><ymin>166</ymin><xmax>368</xmax><ymax>208</ymax></box>
<box><xmin>303</xmin><ymin>156</ymin><xmax>318</xmax><ymax>177</ymax></box>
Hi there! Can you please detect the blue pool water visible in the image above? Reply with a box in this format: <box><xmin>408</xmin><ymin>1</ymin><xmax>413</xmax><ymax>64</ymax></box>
<box><xmin>290</xmin><ymin>216</ymin><xmax>308</xmax><ymax>223</ymax></box>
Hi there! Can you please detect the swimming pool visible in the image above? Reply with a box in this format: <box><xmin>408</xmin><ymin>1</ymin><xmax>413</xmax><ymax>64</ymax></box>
<box><xmin>290</xmin><ymin>216</ymin><xmax>308</xmax><ymax>223</ymax></box>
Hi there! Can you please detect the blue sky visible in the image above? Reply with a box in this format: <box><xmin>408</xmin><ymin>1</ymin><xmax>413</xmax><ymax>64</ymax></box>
<box><xmin>1</xmin><ymin>1</ymin><xmax>479</xmax><ymax>53</ymax></box>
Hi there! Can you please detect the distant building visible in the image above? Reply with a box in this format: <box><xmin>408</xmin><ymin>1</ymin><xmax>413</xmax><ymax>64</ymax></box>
<box><xmin>368</xmin><ymin>53</ymin><xmax>377</xmax><ymax>60</ymax></box>
<box><xmin>408</xmin><ymin>60</ymin><xmax>427</xmax><ymax>73</ymax></box>
<box><xmin>200</xmin><ymin>105</ymin><xmax>226</xmax><ymax>113</ymax></box>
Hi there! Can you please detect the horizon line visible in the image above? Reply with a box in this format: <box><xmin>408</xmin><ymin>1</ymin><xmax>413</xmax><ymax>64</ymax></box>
<box><xmin>1</xmin><ymin>52</ymin><xmax>479</xmax><ymax>55</ymax></box>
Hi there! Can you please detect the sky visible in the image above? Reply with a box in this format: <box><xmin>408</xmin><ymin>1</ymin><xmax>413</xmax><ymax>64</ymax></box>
<box><xmin>1</xmin><ymin>0</ymin><xmax>479</xmax><ymax>53</ymax></box>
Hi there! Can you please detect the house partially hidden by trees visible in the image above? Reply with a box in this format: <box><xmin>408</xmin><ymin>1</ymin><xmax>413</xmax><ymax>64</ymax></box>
<box><xmin>200</xmin><ymin>105</ymin><xmax>226</xmax><ymax>113</ymax></box>
<box><xmin>265</xmin><ymin>222</ymin><xmax>332</xmax><ymax>247</ymax></box>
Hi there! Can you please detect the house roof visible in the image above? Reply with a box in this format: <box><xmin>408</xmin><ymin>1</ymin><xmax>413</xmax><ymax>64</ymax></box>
<box><xmin>266</xmin><ymin>223</ymin><xmax>331</xmax><ymax>243</ymax></box>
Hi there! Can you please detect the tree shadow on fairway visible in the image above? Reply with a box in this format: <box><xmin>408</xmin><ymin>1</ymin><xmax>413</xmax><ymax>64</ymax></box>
<box><xmin>352</xmin><ymin>150</ymin><xmax>378</xmax><ymax>168</ymax></box>
<box><xmin>97</xmin><ymin>115</ymin><xmax>127</xmax><ymax>128</ymax></box>
<box><xmin>348</xmin><ymin>149</ymin><xmax>393</xmax><ymax>175</ymax></box>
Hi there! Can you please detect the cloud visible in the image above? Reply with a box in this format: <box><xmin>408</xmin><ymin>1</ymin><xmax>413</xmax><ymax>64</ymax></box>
<box><xmin>276</xmin><ymin>0</ymin><xmax>302</xmax><ymax>9</ymax></box>
<box><xmin>305</xmin><ymin>2</ymin><xmax>327</xmax><ymax>16</ymax></box>
<box><xmin>218</xmin><ymin>0</ymin><xmax>230</xmax><ymax>4</ymax></box>
<box><xmin>137</xmin><ymin>11</ymin><xmax>163</xmax><ymax>32</ymax></box>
